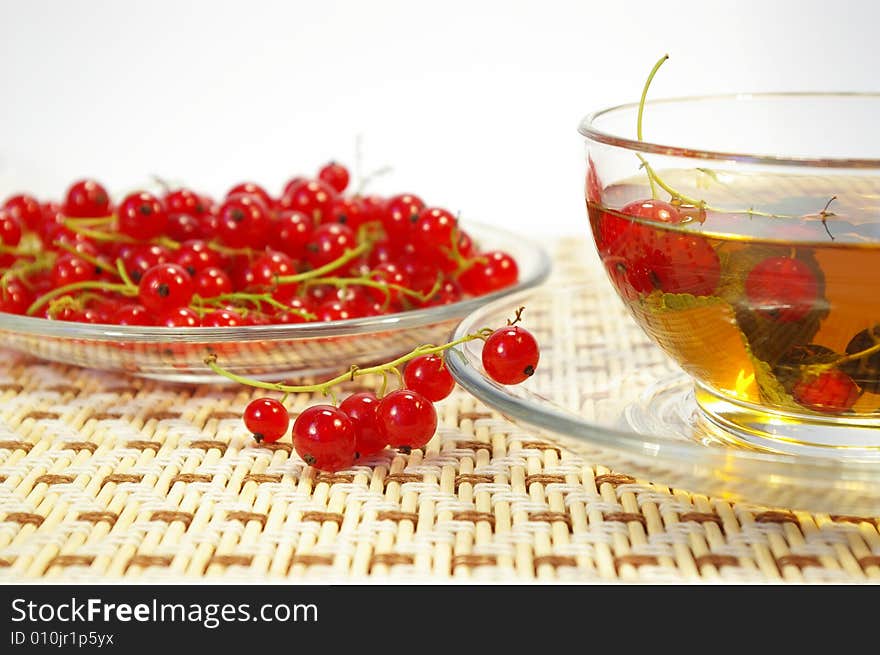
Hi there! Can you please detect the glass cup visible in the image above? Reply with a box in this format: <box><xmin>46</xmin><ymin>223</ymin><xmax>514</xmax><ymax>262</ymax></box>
<box><xmin>579</xmin><ymin>93</ymin><xmax>880</xmax><ymax>457</ymax></box>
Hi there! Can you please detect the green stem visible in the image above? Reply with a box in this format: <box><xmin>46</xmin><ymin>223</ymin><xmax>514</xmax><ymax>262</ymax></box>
<box><xmin>275</xmin><ymin>242</ymin><xmax>371</xmax><ymax>285</ymax></box>
<box><xmin>637</xmin><ymin>54</ymin><xmax>668</xmax><ymax>142</ymax></box>
<box><xmin>305</xmin><ymin>274</ymin><xmax>441</xmax><ymax>303</ymax></box>
<box><xmin>26</xmin><ymin>280</ymin><xmax>136</xmax><ymax>316</ymax></box>
<box><xmin>204</xmin><ymin>329</ymin><xmax>494</xmax><ymax>394</ymax></box>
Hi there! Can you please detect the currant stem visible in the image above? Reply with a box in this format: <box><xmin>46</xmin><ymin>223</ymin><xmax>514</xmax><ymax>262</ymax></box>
<box><xmin>637</xmin><ymin>54</ymin><xmax>668</xmax><ymax>143</ymax></box>
<box><xmin>26</xmin><ymin>280</ymin><xmax>136</xmax><ymax>315</ymax></box>
<box><xmin>204</xmin><ymin>329</ymin><xmax>494</xmax><ymax>394</ymax></box>
<box><xmin>53</xmin><ymin>241</ymin><xmax>117</xmax><ymax>277</ymax></box>
<box><xmin>304</xmin><ymin>274</ymin><xmax>441</xmax><ymax>303</ymax></box>
<box><xmin>274</xmin><ymin>242</ymin><xmax>372</xmax><ymax>285</ymax></box>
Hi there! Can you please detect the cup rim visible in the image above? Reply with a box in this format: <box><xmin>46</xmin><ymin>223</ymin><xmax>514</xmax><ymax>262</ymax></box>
<box><xmin>579</xmin><ymin>92</ymin><xmax>880</xmax><ymax>169</ymax></box>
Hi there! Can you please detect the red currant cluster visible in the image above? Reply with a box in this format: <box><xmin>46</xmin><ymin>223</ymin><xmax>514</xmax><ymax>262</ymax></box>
<box><xmin>0</xmin><ymin>162</ymin><xmax>519</xmax><ymax>324</ymax></box>
<box><xmin>219</xmin><ymin>314</ymin><xmax>540</xmax><ymax>472</ymax></box>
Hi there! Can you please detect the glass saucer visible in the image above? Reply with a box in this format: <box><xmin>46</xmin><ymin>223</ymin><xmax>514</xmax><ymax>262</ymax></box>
<box><xmin>445</xmin><ymin>274</ymin><xmax>880</xmax><ymax>515</ymax></box>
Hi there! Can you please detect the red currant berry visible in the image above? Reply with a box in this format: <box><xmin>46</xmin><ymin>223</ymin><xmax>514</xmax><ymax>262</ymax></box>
<box><xmin>316</xmin><ymin>297</ymin><xmax>370</xmax><ymax>321</ymax></box>
<box><xmin>51</xmin><ymin>253</ymin><xmax>96</xmax><ymax>287</ymax></box>
<box><xmin>598</xmin><ymin>200</ymin><xmax>682</xmax><ymax>257</ymax></box>
<box><xmin>651</xmin><ymin>232</ymin><xmax>720</xmax><ymax>297</ymax></box>
<box><xmin>793</xmin><ymin>370</ymin><xmax>861</xmax><ymax>414</ymax></box>
<box><xmin>292</xmin><ymin>405</ymin><xmax>357</xmax><ymax>471</ymax></box>
<box><xmin>63</xmin><ymin>179</ymin><xmax>111</xmax><ymax>218</ymax></box>
<box><xmin>458</xmin><ymin>251</ymin><xmax>518</xmax><ymax>296</ymax></box>
<box><xmin>158</xmin><ymin>306</ymin><xmax>200</xmax><ymax>327</ymax></box>
<box><xmin>367</xmin><ymin>262</ymin><xmax>410</xmax><ymax>307</ymax></box>
<box><xmin>244</xmin><ymin>398</ymin><xmax>290</xmax><ymax>444</ymax></box>
<box><xmin>217</xmin><ymin>195</ymin><xmax>272</xmax><ymax>249</ymax></box>
<box><xmin>111</xmin><ymin>303</ymin><xmax>154</xmax><ymax>325</ymax></box>
<box><xmin>0</xmin><ymin>209</ymin><xmax>22</xmax><ymax>247</ymax></box>
<box><xmin>376</xmin><ymin>389</ymin><xmax>437</xmax><ymax>450</ymax></box>
<box><xmin>281</xmin><ymin>176</ymin><xmax>308</xmax><ymax>199</ymax></box>
<box><xmin>202</xmin><ymin>308</ymin><xmax>246</xmax><ymax>327</ymax></box>
<box><xmin>745</xmin><ymin>256</ymin><xmax>819</xmax><ymax>323</ymax></box>
<box><xmin>226</xmin><ymin>182</ymin><xmax>274</xmax><ymax>210</ymax></box>
<box><xmin>272</xmin><ymin>210</ymin><xmax>313</xmax><ymax>259</ymax></box>
<box><xmin>117</xmin><ymin>191</ymin><xmax>168</xmax><ymax>241</ymax></box>
<box><xmin>305</xmin><ymin>223</ymin><xmax>355</xmax><ymax>269</ymax></box>
<box><xmin>317</xmin><ymin>162</ymin><xmax>350</xmax><ymax>193</ymax></box>
<box><xmin>404</xmin><ymin>354</ymin><xmax>455</xmax><ymax>401</ymax></box>
<box><xmin>414</xmin><ymin>207</ymin><xmax>457</xmax><ymax>251</ymax></box>
<box><xmin>164</xmin><ymin>188</ymin><xmax>207</xmax><ymax>217</ymax></box>
<box><xmin>245</xmin><ymin>250</ymin><xmax>295</xmax><ymax>291</ymax></box>
<box><xmin>138</xmin><ymin>263</ymin><xmax>194</xmax><ymax>313</ymax></box>
<box><xmin>193</xmin><ymin>266</ymin><xmax>233</xmax><ymax>298</ymax></box>
<box><xmin>339</xmin><ymin>391</ymin><xmax>386</xmax><ymax>457</ymax></box>
<box><xmin>122</xmin><ymin>243</ymin><xmax>171</xmax><ymax>283</ymax></box>
<box><xmin>173</xmin><ymin>239</ymin><xmax>222</xmax><ymax>276</ymax></box>
<box><xmin>280</xmin><ymin>179</ymin><xmax>337</xmax><ymax>224</ymax></box>
<box><xmin>0</xmin><ymin>279</ymin><xmax>34</xmax><ymax>315</ymax></box>
<box><xmin>166</xmin><ymin>212</ymin><xmax>203</xmax><ymax>242</ymax></box>
<box><xmin>329</xmin><ymin>196</ymin><xmax>368</xmax><ymax>229</ymax></box>
<box><xmin>3</xmin><ymin>194</ymin><xmax>42</xmax><ymax>231</ymax></box>
<box><xmin>383</xmin><ymin>193</ymin><xmax>424</xmax><ymax>245</ymax></box>
<box><xmin>482</xmin><ymin>325</ymin><xmax>540</xmax><ymax>385</ymax></box>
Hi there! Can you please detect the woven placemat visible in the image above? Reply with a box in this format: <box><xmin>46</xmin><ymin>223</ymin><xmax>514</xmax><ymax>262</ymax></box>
<box><xmin>0</xmin><ymin>238</ymin><xmax>878</xmax><ymax>583</ymax></box>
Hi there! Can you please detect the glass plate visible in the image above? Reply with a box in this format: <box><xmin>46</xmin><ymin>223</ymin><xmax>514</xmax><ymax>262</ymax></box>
<box><xmin>446</xmin><ymin>273</ymin><xmax>880</xmax><ymax>515</ymax></box>
<box><xmin>0</xmin><ymin>222</ymin><xmax>550</xmax><ymax>383</ymax></box>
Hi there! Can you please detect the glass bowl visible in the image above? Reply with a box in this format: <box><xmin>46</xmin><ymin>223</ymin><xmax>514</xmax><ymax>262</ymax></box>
<box><xmin>0</xmin><ymin>222</ymin><xmax>550</xmax><ymax>383</ymax></box>
<box><xmin>446</xmin><ymin>281</ymin><xmax>880</xmax><ymax>515</ymax></box>
<box><xmin>579</xmin><ymin>93</ymin><xmax>880</xmax><ymax>456</ymax></box>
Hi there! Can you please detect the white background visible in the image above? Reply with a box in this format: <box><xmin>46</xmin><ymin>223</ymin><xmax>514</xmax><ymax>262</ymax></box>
<box><xmin>1</xmin><ymin>0</ymin><xmax>877</xmax><ymax>236</ymax></box>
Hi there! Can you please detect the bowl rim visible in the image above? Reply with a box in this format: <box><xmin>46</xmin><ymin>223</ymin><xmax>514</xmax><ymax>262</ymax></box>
<box><xmin>0</xmin><ymin>221</ymin><xmax>552</xmax><ymax>343</ymax></box>
<box><xmin>578</xmin><ymin>91</ymin><xmax>880</xmax><ymax>169</ymax></box>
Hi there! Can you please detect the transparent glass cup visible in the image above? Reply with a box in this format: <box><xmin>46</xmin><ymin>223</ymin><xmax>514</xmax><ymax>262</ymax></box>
<box><xmin>579</xmin><ymin>93</ymin><xmax>880</xmax><ymax>456</ymax></box>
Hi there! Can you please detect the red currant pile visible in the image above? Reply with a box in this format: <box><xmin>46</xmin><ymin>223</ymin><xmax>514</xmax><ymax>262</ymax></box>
<box><xmin>0</xmin><ymin>162</ymin><xmax>520</xmax><ymax>324</ymax></box>
<box><xmin>223</xmin><ymin>312</ymin><xmax>540</xmax><ymax>472</ymax></box>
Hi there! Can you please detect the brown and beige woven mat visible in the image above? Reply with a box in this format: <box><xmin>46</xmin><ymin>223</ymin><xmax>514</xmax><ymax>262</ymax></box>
<box><xmin>1</xmin><ymin>239</ymin><xmax>878</xmax><ymax>583</ymax></box>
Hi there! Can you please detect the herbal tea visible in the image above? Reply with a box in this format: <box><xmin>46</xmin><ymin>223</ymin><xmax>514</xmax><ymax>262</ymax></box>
<box><xmin>587</xmin><ymin>170</ymin><xmax>880</xmax><ymax>424</ymax></box>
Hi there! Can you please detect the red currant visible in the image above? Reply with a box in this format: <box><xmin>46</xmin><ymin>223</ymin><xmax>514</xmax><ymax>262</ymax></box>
<box><xmin>745</xmin><ymin>256</ymin><xmax>819</xmax><ymax>323</ymax></box>
<box><xmin>164</xmin><ymin>188</ymin><xmax>207</xmax><ymax>217</ymax></box>
<box><xmin>193</xmin><ymin>266</ymin><xmax>233</xmax><ymax>298</ymax></box>
<box><xmin>598</xmin><ymin>200</ymin><xmax>682</xmax><ymax>258</ymax></box>
<box><xmin>226</xmin><ymin>182</ymin><xmax>274</xmax><ymax>210</ymax></box>
<box><xmin>317</xmin><ymin>162</ymin><xmax>350</xmax><ymax>193</ymax></box>
<box><xmin>245</xmin><ymin>250</ymin><xmax>295</xmax><ymax>291</ymax></box>
<box><xmin>651</xmin><ymin>232</ymin><xmax>720</xmax><ymax>297</ymax></box>
<box><xmin>414</xmin><ymin>207</ymin><xmax>457</xmax><ymax>251</ymax></box>
<box><xmin>244</xmin><ymin>397</ymin><xmax>290</xmax><ymax>443</ymax></box>
<box><xmin>202</xmin><ymin>308</ymin><xmax>246</xmax><ymax>327</ymax></box>
<box><xmin>376</xmin><ymin>389</ymin><xmax>437</xmax><ymax>450</ymax></box>
<box><xmin>383</xmin><ymin>193</ymin><xmax>424</xmax><ymax>245</ymax></box>
<box><xmin>3</xmin><ymin>194</ymin><xmax>42</xmax><ymax>231</ymax></box>
<box><xmin>63</xmin><ymin>179</ymin><xmax>111</xmax><ymax>218</ymax></box>
<box><xmin>482</xmin><ymin>325</ymin><xmax>540</xmax><ymax>385</ymax></box>
<box><xmin>329</xmin><ymin>196</ymin><xmax>368</xmax><ymax>229</ymax></box>
<box><xmin>280</xmin><ymin>180</ymin><xmax>337</xmax><ymax>224</ymax></box>
<box><xmin>165</xmin><ymin>213</ymin><xmax>203</xmax><ymax>242</ymax></box>
<box><xmin>173</xmin><ymin>239</ymin><xmax>222</xmax><ymax>276</ymax></box>
<box><xmin>0</xmin><ymin>279</ymin><xmax>34</xmax><ymax>315</ymax></box>
<box><xmin>458</xmin><ymin>251</ymin><xmax>518</xmax><ymax>295</ymax></box>
<box><xmin>217</xmin><ymin>195</ymin><xmax>272</xmax><ymax>249</ymax></box>
<box><xmin>305</xmin><ymin>223</ymin><xmax>355</xmax><ymax>269</ymax></box>
<box><xmin>404</xmin><ymin>354</ymin><xmax>455</xmax><ymax>401</ymax></box>
<box><xmin>138</xmin><ymin>263</ymin><xmax>194</xmax><ymax>313</ymax></box>
<box><xmin>158</xmin><ymin>306</ymin><xmax>200</xmax><ymax>327</ymax></box>
<box><xmin>117</xmin><ymin>191</ymin><xmax>168</xmax><ymax>241</ymax></box>
<box><xmin>292</xmin><ymin>405</ymin><xmax>357</xmax><ymax>471</ymax></box>
<box><xmin>0</xmin><ymin>211</ymin><xmax>23</xmax><ymax>264</ymax></box>
<box><xmin>793</xmin><ymin>370</ymin><xmax>860</xmax><ymax>414</ymax></box>
<box><xmin>111</xmin><ymin>303</ymin><xmax>154</xmax><ymax>325</ymax></box>
<box><xmin>51</xmin><ymin>253</ymin><xmax>97</xmax><ymax>287</ymax></box>
<box><xmin>272</xmin><ymin>210</ymin><xmax>313</xmax><ymax>259</ymax></box>
<box><xmin>122</xmin><ymin>243</ymin><xmax>171</xmax><ymax>283</ymax></box>
<box><xmin>339</xmin><ymin>391</ymin><xmax>386</xmax><ymax>457</ymax></box>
